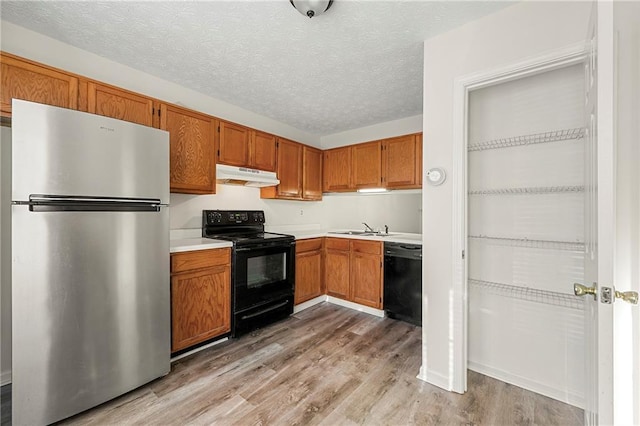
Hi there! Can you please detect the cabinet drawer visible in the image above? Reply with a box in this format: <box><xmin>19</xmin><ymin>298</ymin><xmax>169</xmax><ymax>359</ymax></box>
<box><xmin>325</xmin><ymin>237</ymin><xmax>350</xmax><ymax>251</ymax></box>
<box><xmin>296</xmin><ymin>238</ymin><xmax>323</xmax><ymax>253</ymax></box>
<box><xmin>171</xmin><ymin>248</ymin><xmax>230</xmax><ymax>273</ymax></box>
<box><xmin>350</xmin><ymin>240</ymin><xmax>382</xmax><ymax>255</ymax></box>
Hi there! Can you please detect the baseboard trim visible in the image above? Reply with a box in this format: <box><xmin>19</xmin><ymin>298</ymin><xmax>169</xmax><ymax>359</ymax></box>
<box><xmin>1</xmin><ymin>370</ymin><xmax>11</xmax><ymax>386</ymax></box>
<box><xmin>468</xmin><ymin>361</ymin><xmax>584</xmax><ymax>408</ymax></box>
<box><xmin>170</xmin><ymin>338</ymin><xmax>229</xmax><ymax>363</ymax></box>
<box><xmin>293</xmin><ymin>295</ymin><xmax>327</xmax><ymax>313</ymax></box>
<box><xmin>326</xmin><ymin>296</ymin><xmax>384</xmax><ymax>318</ymax></box>
<box><xmin>417</xmin><ymin>367</ymin><xmax>450</xmax><ymax>391</ymax></box>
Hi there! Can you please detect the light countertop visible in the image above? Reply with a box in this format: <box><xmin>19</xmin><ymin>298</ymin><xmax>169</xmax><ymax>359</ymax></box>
<box><xmin>170</xmin><ymin>230</ymin><xmax>422</xmax><ymax>253</ymax></box>
<box><xmin>170</xmin><ymin>238</ymin><xmax>233</xmax><ymax>253</ymax></box>
<box><xmin>291</xmin><ymin>230</ymin><xmax>422</xmax><ymax>245</ymax></box>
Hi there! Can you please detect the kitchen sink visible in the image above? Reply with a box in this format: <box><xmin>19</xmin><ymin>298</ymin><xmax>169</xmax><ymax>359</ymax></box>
<box><xmin>328</xmin><ymin>231</ymin><xmax>396</xmax><ymax>237</ymax></box>
<box><xmin>329</xmin><ymin>230</ymin><xmax>374</xmax><ymax>235</ymax></box>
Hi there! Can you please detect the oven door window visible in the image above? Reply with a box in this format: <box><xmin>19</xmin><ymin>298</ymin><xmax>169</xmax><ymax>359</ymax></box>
<box><xmin>247</xmin><ymin>253</ymin><xmax>286</xmax><ymax>288</ymax></box>
<box><xmin>234</xmin><ymin>244</ymin><xmax>295</xmax><ymax>312</ymax></box>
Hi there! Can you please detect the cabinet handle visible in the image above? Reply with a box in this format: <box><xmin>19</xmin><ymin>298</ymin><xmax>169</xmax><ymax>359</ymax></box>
<box><xmin>240</xmin><ymin>300</ymin><xmax>290</xmax><ymax>320</ymax></box>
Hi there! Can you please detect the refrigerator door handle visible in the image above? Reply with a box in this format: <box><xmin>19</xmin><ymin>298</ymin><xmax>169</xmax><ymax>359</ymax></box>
<box><xmin>29</xmin><ymin>195</ymin><xmax>162</xmax><ymax>204</ymax></box>
<box><xmin>23</xmin><ymin>195</ymin><xmax>165</xmax><ymax>212</ymax></box>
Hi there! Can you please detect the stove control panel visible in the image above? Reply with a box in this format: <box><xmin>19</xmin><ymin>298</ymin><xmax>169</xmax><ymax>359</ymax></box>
<box><xmin>203</xmin><ymin>210</ymin><xmax>265</xmax><ymax>225</ymax></box>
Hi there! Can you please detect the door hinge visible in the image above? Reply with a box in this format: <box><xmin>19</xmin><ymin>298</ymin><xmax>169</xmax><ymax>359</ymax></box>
<box><xmin>218</xmin><ymin>125</ymin><xmax>220</xmax><ymax>132</ymax></box>
<box><xmin>462</xmin><ymin>250</ymin><xmax>465</xmax><ymax>259</ymax></box>
<box><xmin>158</xmin><ymin>108</ymin><xmax>161</xmax><ymax>118</ymax></box>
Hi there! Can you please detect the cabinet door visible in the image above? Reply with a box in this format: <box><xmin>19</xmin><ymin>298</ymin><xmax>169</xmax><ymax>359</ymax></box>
<box><xmin>275</xmin><ymin>138</ymin><xmax>303</xmax><ymax>199</ymax></box>
<box><xmin>325</xmin><ymin>248</ymin><xmax>350</xmax><ymax>300</ymax></box>
<box><xmin>323</xmin><ymin>146</ymin><xmax>352</xmax><ymax>192</ymax></box>
<box><xmin>350</xmin><ymin>251</ymin><xmax>382</xmax><ymax>309</ymax></box>
<box><xmin>87</xmin><ymin>82</ymin><xmax>155</xmax><ymax>127</ymax></box>
<box><xmin>382</xmin><ymin>134</ymin><xmax>421</xmax><ymax>188</ymax></box>
<box><xmin>218</xmin><ymin>121</ymin><xmax>249</xmax><ymax>167</ymax></box>
<box><xmin>303</xmin><ymin>145</ymin><xmax>323</xmax><ymax>200</ymax></box>
<box><xmin>352</xmin><ymin>141</ymin><xmax>382</xmax><ymax>189</ymax></box>
<box><xmin>160</xmin><ymin>104</ymin><xmax>216</xmax><ymax>194</ymax></box>
<box><xmin>1</xmin><ymin>53</ymin><xmax>78</xmax><ymax>117</ymax></box>
<box><xmin>250</xmin><ymin>130</ymin><xmax>277</xmax><ymax>171</ymax></box>
<box><xmin>171</xmin><ymin>265</ymin><xmax>231</xmax><ymax>352</ymax></box>
<box><xmin>416</xmin><ymin>133</ymin><xmax>423</xmax><ymax>188</ymax></box>
<box><xmin>295</xmin><ymin>247</ymin><xmax>323</xmax><ymax>305</ymax></box>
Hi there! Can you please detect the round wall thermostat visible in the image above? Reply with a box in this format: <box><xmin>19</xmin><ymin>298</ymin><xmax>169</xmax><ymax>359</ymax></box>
<box><xmin>427</xmin><ymin>168</ymin><xmax>446</xmax><ymax>186</ymax></box>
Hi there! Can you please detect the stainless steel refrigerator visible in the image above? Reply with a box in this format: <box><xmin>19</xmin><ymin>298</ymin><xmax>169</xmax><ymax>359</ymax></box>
<box><xmin>11</xmin><ymin>99</ymin><xmax>170</xmax><ymax>425</ymax></box>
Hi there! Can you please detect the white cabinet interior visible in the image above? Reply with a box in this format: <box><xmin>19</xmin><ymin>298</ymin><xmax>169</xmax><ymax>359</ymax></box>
<box><xmin>467</xmin><ymin>63</ymin><xmax>586</xmax><ymax>408</ymax></box>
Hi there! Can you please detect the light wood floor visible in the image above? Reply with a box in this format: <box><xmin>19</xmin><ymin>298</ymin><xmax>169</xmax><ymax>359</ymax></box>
<box><xmin>5</xmin><ymin>303</ymin><xmax>584</xmax><ymax>425</ymax></box>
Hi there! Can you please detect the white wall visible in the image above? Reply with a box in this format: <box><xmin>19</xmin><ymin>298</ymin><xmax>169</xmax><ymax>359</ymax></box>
<box><xmin>613</xmin><ymin>2</ymin><xmax>640</xmax><ymax>424</ymax></box>
<box><xmin>321</xmin><ymin>114</ymin><xmax>422</xmax><ymax>149</ymax></box>
<box><xmin>0</xmin><ymin>21</ymin><xmax>320</xmax><ymax>148</ymax></box>
<box><xmin>0</xmin><ymin>126</ymin><xmax>11</xmax><ymax>385</ymax></box>
<box><xmin>170</xmin><ymin>186</ymin><xmax>422</xmax><ymax>234</ymax></box>
<box><xmin>421</xmin><ymin>1</ymin><xmax>591</xmax><ymax>391</ymax></box>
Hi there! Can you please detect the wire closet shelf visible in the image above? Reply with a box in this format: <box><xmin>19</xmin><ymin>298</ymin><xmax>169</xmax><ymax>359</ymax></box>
<box><xmin>468</xmin><ymin>279</ymin><xmax>584</xmax><ymax>310</ymax></box>
<box><xmin>468</xmin><ymin>185</ymin><xmax>585</xmax><ymax>196</ymax></box>
<box><xmin>467</xmin><ymin>127</ymin><xmax>586</xmax><ymax>152</ymax></box>
<box><xmin>468</xmin><ymin>235</ymin><xmax>585</xmax><ymax>252</ymax></box>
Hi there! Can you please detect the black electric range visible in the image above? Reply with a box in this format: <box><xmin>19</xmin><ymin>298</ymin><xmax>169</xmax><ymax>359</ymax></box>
<box><xmin>202</xmin><ymin>210</ymin><xmax>296</xmax><ymax>337</ymax></box>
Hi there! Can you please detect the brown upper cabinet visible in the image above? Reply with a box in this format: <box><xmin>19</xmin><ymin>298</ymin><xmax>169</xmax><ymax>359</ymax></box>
<box><xmin>160</xmin><ymin>103</ymin><xmax>217</xmax><ymax>194</ymax></box>
<box><xmin>302</xmin><ymin>146</ymin><xmax>323</xmax><ymax>201</ymax></box>
<box><xmin>323</xmin><ymin>146</ymin><xmax>351</xmax><ymax>192</ymax></box>
<box><xmin>217</xmin><ymin>121</ymin><xmax>277</xmax><ymax>172</ymax></box>
<box><xmin>1</xmin><ymin>52</ymin><xmax>79</xmax><ymax>117</ymax></box>
<box><xmin>264</xmin><ymin>138</ymin><xmax>303</xmax><ymax>199</ymax></box>
<box><xmin>261</xmin><ymin>140</ymin><xmax>322</xmax><ymax>201</ymax></box>
<box><xmin>217</xmin><ymin>121</ymin><xmax>250</xmax><ymax>167</ymax></box>
<box><xmin>86</xmin><ymin>82</ymin><xmax>155</xmax><ymax>127</ymax></box>
<box><xmin>323</xmin><ymin>133</ymin><xmax>422</xmax><ymax>193</ymax></box>
<box><xmin>351</xmin><ymin>141</ymin><xmax>382</xmax><ymax>189</ymax></box>
<box><xmin>250</xmin><ymin>130</ymin><xmax>277</xmax><ymax>172</ymax></box>
<box><xmin>382</xmin><ymin>133</ymin><xmax>422</xmax><ymax>189</ymax></box>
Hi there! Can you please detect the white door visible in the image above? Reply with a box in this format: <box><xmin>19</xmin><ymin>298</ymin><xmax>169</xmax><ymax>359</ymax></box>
<box><xmin>580</xmin><ymin>2</ymin><xmax>640</xmax><ymax>425</ymax></box>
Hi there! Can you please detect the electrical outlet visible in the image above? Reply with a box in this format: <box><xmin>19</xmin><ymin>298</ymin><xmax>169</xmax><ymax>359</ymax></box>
<box><xmin>300</xmin><ymin>209</ymin><xmax>304</xmax><ymax>216</ymax></box>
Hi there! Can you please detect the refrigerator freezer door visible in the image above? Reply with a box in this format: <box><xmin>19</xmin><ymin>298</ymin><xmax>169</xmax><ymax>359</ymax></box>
<box><xmin>11</xmin><ymin>205</ymin><xmax>170</xmax><ymax>425</ymax></box>
<box><xmin>11</xmin><ymin>99</ymin><xmax>169</xmax><ymax>204</ymax></box>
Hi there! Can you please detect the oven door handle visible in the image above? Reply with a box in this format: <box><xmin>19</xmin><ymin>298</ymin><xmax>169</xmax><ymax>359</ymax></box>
<box><xmin>235</xmin><ymin>242</ymin><xmax>294</xmax><ymax>252</ymax></box>
<box><xmin>240</xmin><ymin>300</ymin><xmax>290</xmax><ymax>320</ymax></box>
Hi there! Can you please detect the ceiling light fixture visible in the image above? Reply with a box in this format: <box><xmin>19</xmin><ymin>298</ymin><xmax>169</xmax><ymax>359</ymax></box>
<box><xmin>290</xmin><ymin>0</ymin><xmax>334</xmax><ymax>18</ymax></box>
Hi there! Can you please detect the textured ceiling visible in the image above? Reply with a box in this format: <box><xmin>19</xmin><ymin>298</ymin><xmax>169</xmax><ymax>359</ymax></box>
<box><xmin>1</xmin><ymin>1</ymin><xmax>512</xmax><ymax>136</ymax></box>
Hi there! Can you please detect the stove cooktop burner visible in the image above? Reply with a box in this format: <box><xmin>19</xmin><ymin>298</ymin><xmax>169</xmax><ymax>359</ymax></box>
<box><xmin>205</xmin><ymin>232</ymin><xmax>294</xmax><ymax>244</ymax></box>
<box><xmin>201</xmin><ymin>210</ymin><xmax>294</xmax><ymax>247</ymax></box>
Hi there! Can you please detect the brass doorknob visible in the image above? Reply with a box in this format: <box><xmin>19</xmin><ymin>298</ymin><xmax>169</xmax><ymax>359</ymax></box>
<box><xmin>574</xmin><ymin>283</ymin><xmax>597</xmax><ymax>300</ymax></box>
<box><xmin>615</xmin><ymin>290</ymin><xmax>639</xmax><ymax>305</ymax></box>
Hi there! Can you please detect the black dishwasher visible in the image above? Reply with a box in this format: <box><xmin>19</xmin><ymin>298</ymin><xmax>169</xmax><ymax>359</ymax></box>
<box><xmin>383</xmin><ymin>242</ymin><xmax>422</xmax><ymax>326</ymax></box>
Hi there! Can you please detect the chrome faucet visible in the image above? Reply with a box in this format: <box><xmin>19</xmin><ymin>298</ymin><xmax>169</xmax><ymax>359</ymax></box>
<box><xmin>362</xmin><ymin>222</ymin><xmax>375</xmax><ymax>233</ymax></box>
<box><xmin>384</xmin><ymin>225</ymin><xmax>389</xmax><ymax>234</ymax></box>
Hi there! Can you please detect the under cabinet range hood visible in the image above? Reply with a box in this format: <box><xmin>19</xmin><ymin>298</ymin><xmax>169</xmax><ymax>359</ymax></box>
<box><xmin>216</xmin><ymin>164</ymin><xmax>280</xmax><ymax>187</ymax></box>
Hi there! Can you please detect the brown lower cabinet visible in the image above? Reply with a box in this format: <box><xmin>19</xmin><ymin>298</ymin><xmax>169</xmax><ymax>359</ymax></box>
<box><xmin>324</xmin><ymin>238</ymin><xmax>351</xmax><ymax>299</ymax></box>
<box><xmin>294</xmin><ymin>238</ymin><xmax>324</xmax><ymax>304</ymax></box>
<box><xmin>170</xmin><ymin>248</ymin><xmax>231</xmax><ymax>352</ymax></box>
<box><xmin>323</xmin><ymin>238</ymin><xmax>383</xmax><ymax>309</ymax></box>
<box><xmin>349</xmin><ymin>240</ymin><xmax>383</xmax><ymax>308</ymax></box>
